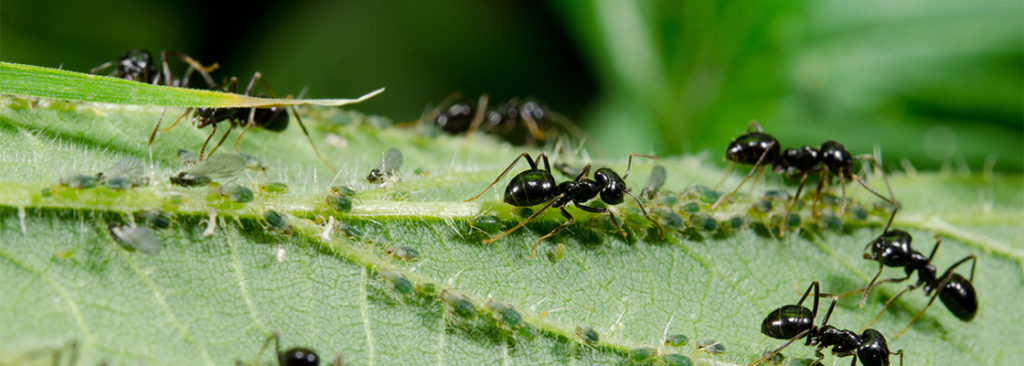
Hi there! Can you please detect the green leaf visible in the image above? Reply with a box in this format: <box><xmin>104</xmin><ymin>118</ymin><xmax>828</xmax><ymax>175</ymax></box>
<box><xmin>0</xmin><ymin>62</ymin><xmax>384</xmax><ymax>108</ymax></box>
<box><xmin>0</xmin><ymin>96</ymin><xmax>1021</xmax><ymax>366</ymax></box>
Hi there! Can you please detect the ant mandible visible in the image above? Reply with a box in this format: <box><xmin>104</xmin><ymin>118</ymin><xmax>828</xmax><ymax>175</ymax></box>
<box><xmin>749</xmin><ymin>281</ymin><xmax>904</xmax><ymax>366</ymax></box>
<box><xmin>711</xmin><ymin>121</ymin><xmax>897</xmax><ymax>237</ymax></box>
<box><xmin>465</xmin><ymin>152</ymin><xmax>665</xmax><ymax>257</ymax></box>
<box><xmin>151</xmin><ymin>72</ymin><xmax>337</xmax><ymax>173</ymax></box>
<box><xmin>852</xmin><ymin>230</ymin><xmax>977</xmax><ymax>338</ymax></box>
<box><xmin>236</xmin><ymin>332</ymin><xmax>343</xmax><ymax>366</ymax></box>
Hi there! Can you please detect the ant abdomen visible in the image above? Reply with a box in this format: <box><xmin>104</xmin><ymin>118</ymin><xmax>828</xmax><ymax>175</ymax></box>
<box><xmin>726</xmin><ymin>132</ymin><xmax>780</xmax><ymax>165</ymax></box>
<box><xmin>760</xmin><ymin>305</ymin><xmax>813</xmax><ymax>339</ymax></box>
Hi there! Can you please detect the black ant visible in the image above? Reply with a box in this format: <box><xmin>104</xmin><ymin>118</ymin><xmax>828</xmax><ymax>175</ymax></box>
<box><xmin>711</xmin><ymin>121</ymin><xmax>897</xmax><ymax>237</ymax></box>
<box><xmin>464</xmin><ymin>152</ymin><xmax>665</xmax><ymax>257</ymax></box>
<box><xmin>90</xmin><ymin>48</ymin><xmax>217</xmax><ymax>88</ymax></box>
<box><xmin>748</xmin><ymin>281</ymin><xmax>904</xmax><ymax>366</ymax></box>
<box><xmin>151</xmin><ymin>72</ymin><xmax>337</xmax><ymax>172</ymax></box>
<box><xmin>851</xmin><ymin>230</ymin><xmax>977</xmax><ymax>338</ymax></box>
<box><xmin>237</xmin><ymin>332</ymin><xmax>343</xmax><ymax>366</ymax></box>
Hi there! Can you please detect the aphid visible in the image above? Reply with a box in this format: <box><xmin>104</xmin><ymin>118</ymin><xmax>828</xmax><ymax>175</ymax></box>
<box><xmin>747</xmin><ymin>281</ymin><xmax>904</xmax><ymax>366</ymax></box>
<box><xmin>663</xmin><ymin>333</ymin><xmax>689</xmax><ymax>347</ymax></box>
<box><xmin>108</xmin><ymin>224</ymin><xmax>162</xmax><ymax>256</ymax></box>
<box><xmin>136</xmin><ymin>209</ymin><xmax>171</xmax><ymax>229</ymax></box>
<box><xmin>152</xmin><ymin>72</ymin><xmax>336</xmax><ymax>172</ymax></box>
<box><xmin>465</xmin><ymin>152</ymin><xmax>665</xmax><ymax>257</ymax></box>
<box><xmin>486</xmin><ymin>298</ymin><xmax>524</xmax><ymax>330</ymax></box>
<box><xmin>382</xmin><ymin>270</ymin><xmax>414</xmax><ymax>297</ymax></box>
<box><xmin>326</xmin><ymin>194</ymin><xmax>353</xmax><ymax>212</ymax></box>
<box><xmin>90</xmin><ymin>49</ymin><xmax>217</xmax><ymax>87</ymax></box>
<box><xmin>239</xmin><ymin>153</ymin><xmax>269</xmax><ymax>173</ymax></box>
<box><xmin>640</xmin><ymin>165</ymin><xmax>667</xmax><ymax>200</ymax></box>
<box><xmin>552</xmin><ymin>243</ymin><xmax>566</xmax><ymax>262</ymax></box>
<box><xmin>265</xmin><ymin>210</ymin><xmax>295</xmax><ymax>236</ymax></box>
<box><xmin>259</xmin><ymin>182</ymin><xmax>290</xmax><ymax>194</ymax></box>
<box><xmin>215</xmin><ymin>183</ymin><xmax>255</xmax><ymax>203</ymax></box>
<box><xmin>575</xmin><ymin>325</ymin><xmax>600</xmax><ymax>345</ymax></box>
<box><xmin>366</xmin><ymin>148</ymin><xmax>403</xmax><ymax>186</ymax></box>
<box><xmin>661</xmin><ymin>354</ymin><xmax>694</xmax><ymax>366</ymax></box>
<box><xmin>762</xmin><ymin>349</ymin><xmax>787</xmax><ymax>365</ymax></box>
<box><xmin>96</xmin><ymin>158</ymin><xmax>148</xmax><ymax>190</ymax></box>
<box><xmin>384</xmin><ymin>246</ymin><xmax>420</xmax><ymax>261</ymax></box>
<box><xmin>629</xmin><ymin>347</ymin><xmax>657</xmax><ymax>364</ymax></box>
<box><xmin>697</xmin><ymin>339</ymin><xmax>725</xmax><ymax>355</ymax></box>
<box><xmin>439</xmin><ymin>290</ymin><xmax>478</xmax><ymax>320</ymax></box>
<box><xmin>237</xmin><ymin>332</ymin><xmax>338</xmax><ymax>366</ymax></box>
<box><xmin>471</xmin><ymin>215</ymin><xmax>502</xmax><ymax>233</ymax></box>
<box><xmin>59</xmin><ymin>174</ymin><xmax>97</xmax><ymax>189</ymax></box>
<box><xmin>857</xmin><ymin>230</ymin><xmax>977</xmax><ymax>337</ymax></box>
<box><xmin>169</xmin><ymin>153</ymin><xmax>245</xmax><ymax>187</ymax></box>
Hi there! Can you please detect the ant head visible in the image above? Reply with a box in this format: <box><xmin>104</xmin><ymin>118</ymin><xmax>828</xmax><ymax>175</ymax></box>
<box><xmin>279</xmin><ymin>347</ymin><xmax>320</xmax><ymax>366</ymax></box>
<box><xmin>117</xmin><ymin>49</ymin><xmax>156</xmax><ymax>82</ymax></box>
<box><xmin>819</xmin><ymin>140</ymin><xmax>853</xmax><ymax>176</ymax></box>
<box><xmin>594</xmin><ymin>168</ymin><xmax>625</xmax><ymax>205</ymax></box>
<box><xmin>725</xmin><ymin>132</ymin><xmax>780</xmax><ymax>165</ymax></box>
<box><xmin>865</xmin><ymin>230</ymin><xmax>913</xmax><ymax>266</ymax></box>
<box><xmin>761</xmin><ymin>305</ymin><xmax>814</xmax><ymax>340</ymax></box>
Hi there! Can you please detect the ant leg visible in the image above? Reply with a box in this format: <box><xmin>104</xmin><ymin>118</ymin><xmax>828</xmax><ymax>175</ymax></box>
<box><xmin>206</xmin><ymin>123</ymin><xmax>235</xmax><ymax>158</ymax></box>
<box><xmin>862</xmin><ymin>284</ymin><xmax>918</xmax><ymax>331</ymax></box>
<box><xmin>852</xmin><ymin>173</ymin><xmax>899</xmax><ymax>231</ymax></box>
<box><xmin>197</xmin><ymin>123</ymin><xmax>218</xmax><ymax>161</ymax></box>
<box><xmin>530</xmin><ymin>206</ymin><xmax>575</xmax><ymax>258</ymax></box>
<box><xmin>848</xmin><ymin>355</ymin><xmax>858</xmax><ymax>366</ymax></box>
<box><xmin>482</xmin><ymin>194</ymin><xmax>563</xmax><ymax>245</ymax></box>
<box><xmin>464</xmin><ymin>152</ymin><xmax>543</xmax><ymax>202</ymax></box>
<box><xmin>148</xmin><ymin>107</ymin><xmax>169</xmax><ymax>146</ymax></box>
<box><xmin>234</xmin><ymin>108</ymin><xmax>256</xmax><ymax>152</ymax></box>
<box><xmin>779</xmin><ymin>173</ymin><xmax>809</xmax><ymax>237</ymax></box>
<box><xmin>574</xmin><ymin>202</ymin><xmax>626</xmax><ymax>239</ymax></box>
<box><xmin>838</xmin><ymin>168</ymin><xmax>849</xmax><ymax>216</ymax></box>
<box><xmin>161</xmin><ymin>50</ymin><xmax>218</xmax><ymax>88</ymax></box>
<box><xmin>818</xmin><ymin>293</ymin><xmax>839</xmax><ymax>328</ymax></box>
<box><xmin>89</xmin><ymin>61</ymin><xmax>116</xmax><ymax>76</ymax></box>
<box><xmin>796</xmin><ymin>281</ymin><xmax>819</xmax><ymax>311</ymax></box>
<box><xmin>622</xmin><ymin>152</ymin><xmax>659</xmax><ymax>180</ymax></box>
<box><xmin>331</xmin><ymin>352</ymin><xmax>345</xmax><ymax>366</ymax></box>
<box><xmin>159</xmin><ymin>107</ymin><xmax>192</xmax><ymax>134</ymax></box>
<box><xmin>743</xmin><ymin>328</ymin><xmax>813</xmax><ymax>366</ymax></box>
<box><xmin>243</xmin><ymin>331</ymin><xmax>279</xmax><ymax>366</ymax></box>
<box><xmin>711</xmin><ymin>140</ymin><xmax>776</xmax><ymax>210</ymax></box>
<box><xmin>520</xmin><ymin>108</ymin><xmax>548</xmax><ymax>142</ymax></box>
<box><xmin>463</xmin><ymin>94</ymin><xmax>490</xmax><ymax>147</ymax></box>
<box><xmin>811</xmin><ymin>172</ymin><xmax>828</xmax><ymax>217</ymax></box>
<box><xmin>892</xmin><ymin>349</ymin><xmax>904</xmax><ymax>366</ymax></box>
<box><xmin>859</xmin><ymin>263</ymin><xmax>887</xmax><ymax>307</ymax></box>
<box><xmin>625</xmin><ymin>189</ymin><xmax>665</xmax><ymax>239</ymax></box>
<box><xmin>573</xmin><ymin>163</ymin><xmax>593</xmax><ymax>181</ymax></box>
<box><xmin>714</xmin><ymin>161</ymin><xmax>735</xmax><ymax>189</ymax></box>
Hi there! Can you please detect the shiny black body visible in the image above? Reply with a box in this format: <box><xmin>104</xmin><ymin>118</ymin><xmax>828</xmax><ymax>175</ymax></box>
<box><xmin>434</xmin><ymin>100</ymin><xmax>477</xmax><ymax>133</ymax></box>
<box><xmin>466</xmin><ymin>152</ymin><xmax>665</xmax><ymax>257</ymax></box>
<box><xmin>424</xmin><ymin>94</ymin><xmax>582</xmax><ymax>147</ymax></box>
<box><xmin>774</xmin><ymin>145</ymin><xmax>821</xmax><ymax>178</ymax></box>
<box><xmin>240</xmin><ymin>333</ymin><xmax>332</xmax><ymax>366</ymax></box>
<box><xmin>106</xmin><ymin>49</ymin><xmax>157</xmax><ymax>83</ymax></box>
<box><xmin>860</xmin><ymin>230</ymin><xmax>978</xmax><ymax>331</ymax></box>
<box><xmin>92</xmin><ymin>49</ymin><xmax>216</xmax><ymax>88</ymax></box>
<box><xmin>750</xmin><ymin>281</ymin><xmax>903</xmax><ymax>366</ymax></box>
<box><xmin>726</xmin><ymin>132</ymin><xmax>780</xmax><ymax>166</ymax></box>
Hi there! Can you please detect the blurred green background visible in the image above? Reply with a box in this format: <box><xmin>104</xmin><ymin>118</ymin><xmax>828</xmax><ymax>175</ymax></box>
<box><xmin>3</xmin><ymin>0</ymin><xmax>1021</xmax><ymax>172</ymax></box>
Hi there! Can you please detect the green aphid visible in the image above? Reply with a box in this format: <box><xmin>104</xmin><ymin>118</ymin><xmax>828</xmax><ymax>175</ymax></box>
<box><xmin>440</xmin><ymin>290</ymin><xmax>477</xmax><ymax>320</ymax></box>
<box><xmin>59</xmin><ymin>174</ymin><xmax>97</xmax><ymax>189</ymax></box>
<box><xmin>486</xmin><ymin>299</ymin><xmax>523</xmax><ymax>329</ymax></box>
<box><xmin>851</xmin><ymin>205</ymin><xmax>868</xmax><ymax>221</ymax></box>
<box><xmin>663</xmin><ymin>333</ymin><xmax>689</xmax><ymax>347</ymax></box>
<box><xmin>384</xmin><ymin>246</ymin><xmax>420</xmax><ymax>261</ymax></box>
<box><xmin>216</xmin><ymin>183</ymin><xmax>254</xmax><ymax>203</ymax></box>
<box><xmin>137</xmin><ymin>209</ymin><xmax>171</xmax><ymax>229</ymax></box>
<box><xmin>108</xmin><ymin>224</ymin><xmax>162</xmax><ymax>256</ymax></box>
<box><xmin>628</xmin><ymin>347</ymin><xmax>657</xmax><ymax>364</ymax></box>
<box><xmin>551</xmin><ymin>243</ymin><xmax>566</xmax><ymax>262</ymax></box>
<box><xmin>473</xmin><ymin>215</ymin><xmax>501</xmax><ymax>232</ymax></box>
<box><xmin>692</xmin><ymin>185</ymin><xmax>720</xmax><ymax>204</ymax></box>
<box><xmin>785</xmin><ymin>213</ymin><xmax>801</xmax><ymax>228</ymax></box>
<box><xmin>822</xmin><ymin>214</ymin><xmax>842</xmax><ymax>231</ymax></box>
<box><xmin>697</xmin><ymin>338</ymin><xmax>725</xmax><ymax>355</ymax></box>
<box><xmin>337</xmin><ymin>223</ymin><xmax>363</xmax><ymax>238</ymax></box>
<box><xmin>692</xmin><ymin>215</ymin><xmax>717</xmax><ymax>231</ymax></box>
<box><xmin>41</xmin><ymin>187</ymin><xmax>53</xmax><ymax>197</ymax></box>
<box><xmin>258</xmin><ymin>182</ymin><xmax>289</xmax><ymax>194</ymax></box>
<box><xmin>170</xmin><ymin>154</ymin><xmax>245</xmax><ymax>187</ymax></box>
<box><xmin>661</xmin><ymin>354</ymin><xmax>693</xmax><ymax>366</ymax></box>
<box><xmin>681</xmin><ymin>202</ymin><xmax>699</xmax><ymax>214</ymax></box>
<box><xmin>517</xmin><ymin>323</ymin><xmax>537</xmax><ymax>341</ymax></box>
<box><xmin>660</xmin><ymin>195</ymin><xmax>679</xmax><ymax>206</ymax></box>
<box><xmin>575</xmin><ymin>325</ymin><xmax>599</xmax><ymax>345</ymax></box>
<box><xmin>665</xmin><ymin>212</ymin><xmax>685</xmax><ymax>230</ymax></box>
<box><xmin>330</xmin><ymin>186</ymin><xmax>357</xmax><ymax>197</ymax></box>
<box><xmin>264</xmin><ymin>210</ymin><xmax>294</xmax><ymax>235</ymax></box>
<box><xmin>414</xmin><ymin>168</ymin><xmax>430</xmax><ymax>177</ymax></box>
<box><xmin>327</xmin><ymin>194</ymin><xmax>353</xmax><ymax>212</ymax></box>
<box><xmin>416</xmin><ymin>282</ymin><xmax>437</xmax><ymax>295</ymax></box>
<box><xmin>383</xmin><ymin>271</ymin><xmax>414</xmax><ymax>296</ymax></box>
<box><xmin>753</xmin><ymin>200</ymin><xmax>772</xmax><ymax>212</ymax></box>
<box><xmin>238</xmin><ymin>153</ymin><xmax>268</xmax><ymax>172</ymax></box>
<box><xmin>728</xmin><ymin>216</ymin><xmax>746</xmax><ymax>229</ymax></box>
<box><xmin>762</xmin><ymin>189</ymin><xmax>791</xmax><ymax>201</ymax></box>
